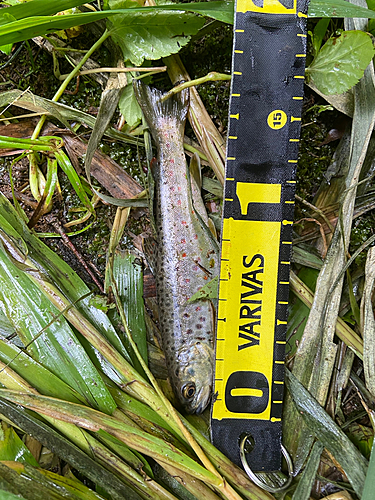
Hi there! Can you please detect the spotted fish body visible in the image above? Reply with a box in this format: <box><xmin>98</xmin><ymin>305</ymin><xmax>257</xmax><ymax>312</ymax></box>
<box><xmin>134</xmin><ymin>82</ymin><xmax>219</xmax><ymax>414</ymax></box>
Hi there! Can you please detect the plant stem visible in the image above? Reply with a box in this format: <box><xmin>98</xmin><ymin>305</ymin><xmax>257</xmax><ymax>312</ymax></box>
<box><xmin>161</xmin><ymin>72</ymin><xmax>231</xmax><ymax>102</ymax></box>
<box><xmin>28</xmin><ymin>29</ymin><xmax>111</xmax><ymax>200</ymax></box>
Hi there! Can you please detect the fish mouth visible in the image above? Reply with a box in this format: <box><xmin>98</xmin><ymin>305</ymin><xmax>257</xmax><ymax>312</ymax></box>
<box><xmin>191</xmin><ymin>384</ymin><xmax>212</xmax><ymax>414</ymax></box>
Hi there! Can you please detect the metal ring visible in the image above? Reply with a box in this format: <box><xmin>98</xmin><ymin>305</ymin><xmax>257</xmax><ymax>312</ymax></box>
<box><xmin>239</xmin><ymin>435</ymin><xmax>294</xmax><ymax>494</ymax></box>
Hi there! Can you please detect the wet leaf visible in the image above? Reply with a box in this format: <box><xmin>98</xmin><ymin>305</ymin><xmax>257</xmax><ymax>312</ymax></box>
<box><xmin>286</xmin><ymin>369</ymin><xmax>368</xmax><ymax>497</ymax></box>
<box><xmin>0</xmin><ymin>461</ymin><xmax>107</xmax><ymax>500</ymax></box>
<box><xmin>0</xmin><ymin>338</ymin><xmax>85</xmax><ymax>404</ymax></box>
<box><xmin>119</xmin><ymin>83</ymin><xmax>142</xmax><ymax>128</ymax></box>
<box><xmin>107</xmin><ymin>10</ymin><xmax>205</xmax><ymax>65</ymax></box>
<box><xmin>0</xmin><ymin>194</ymin><xmax>133</xmax><ymax>369</ymax></box>
<box><xmin>306</xmin><ymin>31</ymin><xmax>375</xmax><ymax>95</ymax></box>
<box><xmin>308</xmin><ymin>0</ymin><xmax>375</xmax><ymax>18</ymax></box>
<box><xmin>0</xmin><ymin>398</ymin><xmax>144</xmax><ymax>500</ymax></box>
<box><xmin>0</xmin><ymin>423</ymin><xmax>39</xmax><ymax>466</ymax></box>
<box><xmin>0</xmin><ymin>390</ymin><xmax>223</xmax><ymax>488</ymax></box>
<box><xmin>0</xmin><ymin>223</ymin><xmax>116</xmax><ymax>414</ymax></box>
<box><xmin>112</xmin><ymin>250</ymin><xmax>148</xmax><ymax>371</ymax></box>
<box><xmin>188</xmin><ymin>276</ymin><xmax>218</xmax><ymax>302</ymax></box>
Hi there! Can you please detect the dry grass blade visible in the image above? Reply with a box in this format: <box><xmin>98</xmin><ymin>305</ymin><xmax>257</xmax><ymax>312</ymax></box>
<box><xmin>360</xmin><ymin>246</ymin><xmax>375</xmax><ymax>398</ymax></box>
<box><xmin>289</xmin><ymin>271</ymin><xmax>363</xmax><ymax>356</ymax></box>
<box><xmin>291</xmin><ymin>441</ymin><xmax>324</xmax><ymax>500</ymax></box>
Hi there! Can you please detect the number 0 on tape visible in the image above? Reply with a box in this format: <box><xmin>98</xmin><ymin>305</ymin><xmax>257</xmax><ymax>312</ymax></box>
<box><xmin>211</xmin><ymin>0</ymin><xmax>309</xmax><ymax>473</ymax></box>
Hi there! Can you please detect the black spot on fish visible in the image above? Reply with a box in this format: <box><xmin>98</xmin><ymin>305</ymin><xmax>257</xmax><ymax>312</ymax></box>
<box><xmin>196</xmin><ymin>324</ymin><xmax>202</xmax><ymax>330</ymax></box>
<box><xmin>186</xmin><ymin>329</ymin><xmax>193</xmax><ymax>334</ymax></box>
<box><xmin>199</xmin><ymin>316</ymin><xmax>206</xmax><ymax>322</ymax></box>
<box><xmin>183</xmin><ymin>312</ymin><xmax>190</xmax><ymax>318</ymax></box>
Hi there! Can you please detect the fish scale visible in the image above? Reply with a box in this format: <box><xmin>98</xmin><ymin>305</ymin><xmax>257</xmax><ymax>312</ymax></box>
<box><xmin>134</xmin><ymin>82</ymin><xmax>219</xmax><ymax>414</ymax></box>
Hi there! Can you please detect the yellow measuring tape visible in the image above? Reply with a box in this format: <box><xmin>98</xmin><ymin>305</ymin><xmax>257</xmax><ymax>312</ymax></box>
<box><xmin>211</xmin><ymin>0</ymin><xmax>309</xmax><ymax>474</ymax></box>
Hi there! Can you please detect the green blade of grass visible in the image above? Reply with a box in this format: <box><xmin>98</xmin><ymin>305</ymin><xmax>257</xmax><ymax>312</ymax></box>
<box><xmin>111</xmin><ymin>250</ymin><xmax>148</xmax><ymax>372</ymax></box>
<box><xmin>0</xmin><ymin>370</ymin><xmax>170</xmax><ymax>500</ymax></box>
<box><xmin>360</xmin><ymin>247</ymin><xmax>375</xmax><ymax>398</ymax></box>
<box><xmin>0</xmin><ymin>338</ymin><xmax>85</xmax><ymax>405</ymax></box>
<box><xmin>290</xmin><ymin>271</ymin><xmax>363</xmax><ymax>356</ymax></box>
<box><xmin>0</xmin><ymin>461</ymin><xmax>107</xmax><ymax>500</ymax></box>
<box><xmin>1</xmin><ymin>0</ymin><xmax>94</xmax><ymax>19</ymax></box>
<box><xmin>0</xmin><ymin>234</ymin><xmax>116</xmax><ymax>414</ymax></box>
<box><xmin>286</xmin><ymin>369</ymin><xmax>368</xmax><ymax>497</ymax></box>
<box><xmin>0</xmin><ymin>90</ymin><xmax>140</xmax><ymax>145</ymax></box>
<box><xmin>291</xmin><ymin>441</ymin><xmax>323</xmax><ymax>500</ymax></box>
<box><xmin>363</xmin><ymin>438</ymin><xmax>375</xmax><ymax>500</ymax></box>
<box><xmin>0</xmin><ymin>390</ymin><xmax>223</xmax><ymax>488</ymax></box>
<box><xmin>0</xmin><ymin>135</ymin><xmax>61</xmax><ymax>152</ymax></box>
<box><xmin>0</xmin><ymin>193</ymin><xmax>133</xmax><ymax>367</ymax></box>
<box><xmin>0</xmin><ymin>423</ymin><xmax>39</xmax><ymax>467</ymax></box>
<box><xmin>55</xmin><ymin>150</ymin><xmax>94</xmax><ymax>214</ymax></box>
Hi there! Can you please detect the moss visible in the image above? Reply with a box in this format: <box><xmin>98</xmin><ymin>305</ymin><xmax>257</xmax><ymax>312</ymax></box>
<box><xmin>296</xmin><ymin>105</ymin><xmax>338</xmax><ymax>205</ymax></box>
<box><xmin>350</xmin><ymin>215</ymin><xmax>375</xmax><ymax>268</ymax></box>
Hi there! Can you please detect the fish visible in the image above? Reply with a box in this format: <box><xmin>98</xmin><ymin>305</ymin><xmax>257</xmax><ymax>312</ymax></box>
<box><xmin>134</xmin><ymin>81</ymin><xmax>219</xmax><ymax>414</ymax></box>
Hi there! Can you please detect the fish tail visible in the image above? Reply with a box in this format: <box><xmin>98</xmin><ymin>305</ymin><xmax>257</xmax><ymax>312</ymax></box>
<box><xmin>133</xmin><ymin>80</ymin><xmax>189</xmax><ymax>139</ymax></box>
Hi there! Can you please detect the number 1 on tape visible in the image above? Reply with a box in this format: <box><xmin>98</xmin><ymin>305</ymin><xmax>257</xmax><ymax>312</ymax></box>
<box><xmin>211</xmin><ymin>0</ymin><xmax>309</xmax><ymax>473</ymax></box>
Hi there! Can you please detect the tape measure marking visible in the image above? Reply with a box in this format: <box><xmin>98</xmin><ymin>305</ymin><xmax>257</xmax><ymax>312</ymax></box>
<box><xmin>211</xmin><ymin>0</ymin><xmax>309</xmax><ymax>473</ymax></box>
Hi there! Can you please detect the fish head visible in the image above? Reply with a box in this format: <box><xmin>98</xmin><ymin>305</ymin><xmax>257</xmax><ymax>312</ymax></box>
<box><xmin>174</xmin><ymin>341</ymin><xmax>213</xmax><ymax>414</ymax></box>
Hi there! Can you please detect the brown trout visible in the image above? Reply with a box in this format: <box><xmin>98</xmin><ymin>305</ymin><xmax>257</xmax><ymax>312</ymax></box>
<box><xmin>134</xmin><ymin>82</ymin><xmax>219</xmax><ymax>414</ymax></box>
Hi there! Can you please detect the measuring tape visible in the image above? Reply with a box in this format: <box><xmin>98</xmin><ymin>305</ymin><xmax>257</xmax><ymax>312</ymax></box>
<box><xmin>211</xmin><ymin>0</ymin><xmax>309</xmax><ymax>474</ymax></box>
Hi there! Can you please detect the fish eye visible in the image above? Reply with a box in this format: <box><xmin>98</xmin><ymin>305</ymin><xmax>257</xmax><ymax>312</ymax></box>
<box><xmin>182</xmin><ymin>382</ymin><xmax>196</xmax><ymax>400</ymax></box>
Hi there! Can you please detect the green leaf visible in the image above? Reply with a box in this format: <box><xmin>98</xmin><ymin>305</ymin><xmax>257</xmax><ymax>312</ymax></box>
<box><xmin>308</xmin><ymin>0</ymin><xmax>375</xmax><ymax>17</ymax></box>
<box><xmin>55</xmin><ymin>150</ymin><xmax>94</xmax><ymax>214</ymax></box>
<box><xmin>0</xmin><ymin>9</ymin><xmax>202</xmax><ymax>49</ymax></box>
<box><xmin>108</xmin><ymin>11</ymin><xmax>205</xmax><ymax>65</ymax></box>
<box><xmin>363</xmin><ymin>439</ymin><xmax>375</xmax><ymax>500</ymax></box>
<box><xmin>188</xmin><ymin>276</ymin><xmax>218</xmax><ymax>302</ymax></box>
<box><xmin>306</xmin><ymin>31</ymin><xmax>375</xmax><ymax>95</ymax></box>
<box><xmin>112</xmin><ymin>251</ymin><xmax>148</xmax><ymax>372</ymax></box>
<box><xmin>118</xmin><ymin>83</ymin><xmax>142</xmax><ymax>128</ymax></box>
<box><xmin>0</xmin><ymin>0</ymin><xmax>92</xmax><ymax>20</ymax></box>
<box><xmin>0</xmin><ymin>398</ymin><xmax>143</xmax><ymax>500</ymax></box>
<box><xmin>310</xmin><ymin>17</ymin><xmax>330</xmax><ymax>56</ymax></box>
<box><xmin>0</xmin><ymin>11</ymin><xmax>16</xmax><ymax>55</ymax></box>
<box><xmin>0</xmin><ymin>338</ymin><xmax>85</xmax><ymax>404</ymax></box>
<box><xmin>286</xmin><ymin>268</ymin><xmax>318</xmax><ymax>357</ymax></box>
<box><xmin>347</xmin><ymin>423</ymin><xmax>374</xmax><ymax>459</ymax></box>
<box><xmin>0</xmin><ymin>193</ymin><xmax>133</xmax><ymax>369</ymax></box>
<box><xmin>0</xmin><ymin>224</ymin><xmax>116</xmax><ymax>414</ymax></box>
<box><xmin>0</xmin><ymin>424</ymin><xmax>39</xmax><ymax>467</ymax></box>
<box><xmin>286</xmin><ymin>369</ymin><xmax>368</xmax><ymax>497</ymax></box>
<box><xmin>291</xmin><ymin>441</ymin><xmax>323</xmax><ymax>500</ymax></box>
<box><xmin>109</xmin><ymin>0</ymin><xmax>235</xmax><ymax>24</ymax></box>
<box><xmin>0</xmin><ymin>390</ymin><xmax>223</xmax><ymax>488</ymax></box>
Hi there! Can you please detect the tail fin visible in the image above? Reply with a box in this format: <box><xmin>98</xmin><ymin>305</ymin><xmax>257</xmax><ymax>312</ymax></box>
<box><xmin>133</xmin><ymin>81</ymin><xmax>189</xmax><ymax>140</ymax></box>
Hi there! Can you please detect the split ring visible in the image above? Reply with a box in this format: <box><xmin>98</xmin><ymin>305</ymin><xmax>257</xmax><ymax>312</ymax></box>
<box><xmin>239</xmin><ymin>435</ymin><xmax>293</xmax><ymax>493</ymax></box>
